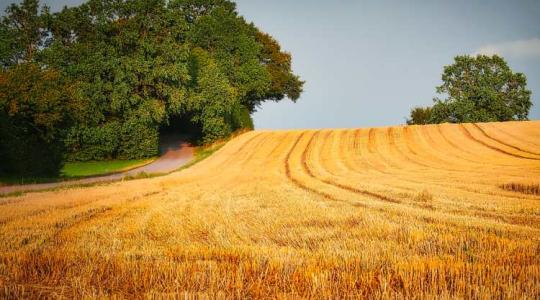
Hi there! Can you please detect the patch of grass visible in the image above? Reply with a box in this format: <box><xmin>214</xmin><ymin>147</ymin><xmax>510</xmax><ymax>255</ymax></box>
<box><xmin>414</xmin><ymin>190</ymin><xmax>434</xmax><ymax>202</ymax></box>
<box><xmin>61</xmin><ymin>158</ymin><xmax>155</xmax><ymax>178</ymax></box>
<box><xmin>500</xmin><ymin>183</ymin><xmax>540</xmax><ymax>196</ymax></box>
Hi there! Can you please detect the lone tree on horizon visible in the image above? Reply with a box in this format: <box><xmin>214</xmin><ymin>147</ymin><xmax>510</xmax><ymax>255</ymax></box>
<box><xmin>407</xmin><ymin>55</ymin><xmax>532</xmax><ymax>125</ymax></box>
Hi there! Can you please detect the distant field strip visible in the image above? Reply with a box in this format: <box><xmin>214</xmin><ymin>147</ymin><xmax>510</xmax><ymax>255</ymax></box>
<box><xmin>1</xmin><ymin>121</ymin><xmax>539</xmax><ymax>298</ymax></box>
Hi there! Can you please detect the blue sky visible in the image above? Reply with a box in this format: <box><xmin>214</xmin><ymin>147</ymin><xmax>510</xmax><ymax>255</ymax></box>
<box><xmin>2</xmin><ymin>0</ymin><xmax>539</xmax><ymax>129</ymax></box>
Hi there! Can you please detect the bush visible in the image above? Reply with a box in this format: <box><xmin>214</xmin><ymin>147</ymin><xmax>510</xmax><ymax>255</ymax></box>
<box><xmin>65</xmin><ymin>121</ymin><xmax>159</xmax><ymax>161</ymax></box>
<box><xmin>64</xmin><ymin>123</ymin><xmax>121</xmax><ymax>161</ymax></box>
<box><xmin>118</xmin><ymin>121</ymin><xmax>159</xmax><ymax>159</ymax></box>
<box><xmin>406</xmin><ymin>107</ymin><xmax>433</xmax><ymax>125</ymax></box>
<box><xmin>414</xmin><ymin>190</ymin><xmax>434</xmax><ymax>202</ymax></box>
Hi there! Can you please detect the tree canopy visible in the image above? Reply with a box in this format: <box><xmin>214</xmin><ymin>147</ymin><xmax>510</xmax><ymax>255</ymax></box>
<box><xmin>0</xmin><ymin>0</ymin><xmax>304</xmax><ymax>175</ymax></box>
<box><xmin>406</xmin><ymin>55</ymin><xmax>532</xmax><ymax>125</ymax></box>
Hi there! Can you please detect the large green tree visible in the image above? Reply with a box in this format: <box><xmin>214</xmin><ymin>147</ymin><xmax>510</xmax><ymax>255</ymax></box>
<box><xmin>1</xmin><ymin>0</ymin><xmax>304</xmax><ymax>169</ymax></box>
<box><xmin>430</xmin><ymin>55</ymin><xmax>532</xmax><ymax>123</ymax></box>
<box><xmin>44</xmin><ymin>0</ymin><xmax>303</xmax><ymax>160</ymax></box>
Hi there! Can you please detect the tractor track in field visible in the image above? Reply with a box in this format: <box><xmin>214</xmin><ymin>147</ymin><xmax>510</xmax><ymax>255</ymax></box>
<box><xmin>460</xmin><ymin>124</ymin><xmax>540</xmax><ymax>160</ymax></box>
<box><xmin>473</xmin><ymin>123</ymin><xmax>540</xmax><ymax>157</ymax></box>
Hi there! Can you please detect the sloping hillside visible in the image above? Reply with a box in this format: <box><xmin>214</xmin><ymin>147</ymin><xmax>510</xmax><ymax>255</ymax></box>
<box><xmin>1</xmin><ymin>121</ymin><xmax>540</xmax><ymax>298</ymax></box>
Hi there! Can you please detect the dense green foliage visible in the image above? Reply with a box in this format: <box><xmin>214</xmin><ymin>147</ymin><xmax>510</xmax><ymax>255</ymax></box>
<box><xmin>406</xmin><ymin>106</ymin><xmax>433</xmax><ymax>125</ymax></box>
<box><xmin>0</xmin><ymin>63</ymin><xmax>76</xmax><ymax>176</ymax></box>
<box><xmin>407</xmin><ymin>55</ymin><xmax>532</xmax><ymax>125</ymax></box>
<box><xmin>0</xmin><ymin>0</ymin><xmax>48</xmax><ymax>67</ymax></box>
<box><xmin>0</xmin><ymin>0</ymin><xmax>71</xmax><ymax>176</ymax></box>
<box><xmin>0</xmin><ymin>0</ymin><xmax>303</xmax><ymax>175</ymax></box>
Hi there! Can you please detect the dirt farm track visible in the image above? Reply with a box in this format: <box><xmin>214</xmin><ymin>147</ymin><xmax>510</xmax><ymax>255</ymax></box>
<box><xmin>1</xmin><ymin>121</ymin><xmax>540</xmax><ymax>298</ymax></box>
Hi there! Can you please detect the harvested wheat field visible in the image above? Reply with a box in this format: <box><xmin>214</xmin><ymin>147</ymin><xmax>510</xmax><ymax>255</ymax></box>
<box><xmin>1</xmin><ymin>121</ymin><xmax>540</xmax><ymax>298</ymax></box>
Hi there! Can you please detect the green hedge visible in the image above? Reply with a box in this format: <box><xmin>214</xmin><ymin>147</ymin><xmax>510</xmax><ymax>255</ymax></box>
<box><xmin>65</xmin><ymin>121</ymin><xmax>159</xmax><ymax>162</ymax></box>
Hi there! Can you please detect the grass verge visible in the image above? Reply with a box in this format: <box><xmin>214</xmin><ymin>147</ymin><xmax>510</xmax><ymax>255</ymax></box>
<box><xmin>176</xmin><ymin>143</ymin><xmax>225</xmax><ymax>172</ymax></box>
<box><xmin>174</xmin><ymin>129</ymin><xmax>249</xmax><ymax>173</ymax></box>
<box><xmin>61</xmin><ymin>158</ymin><xmax>156</xmax><ymax>178</ymax></box>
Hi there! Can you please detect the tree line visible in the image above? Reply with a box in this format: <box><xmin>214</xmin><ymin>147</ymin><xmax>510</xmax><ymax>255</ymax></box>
<box><xmin>407</xmin><ymin>55</ymin><xmax>532</xmax><ymax>125</ymax></box>
<box><xmin>0</xmin><ymin>0</ymin><xmax>304</xmax><ymax>176</ymax></box>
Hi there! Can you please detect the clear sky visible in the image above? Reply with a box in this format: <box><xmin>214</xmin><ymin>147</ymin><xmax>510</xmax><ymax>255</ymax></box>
<box><xmin>2</xmin><ymin>0</ymin><xmax>539</xmax><ymax>129</ymax></box>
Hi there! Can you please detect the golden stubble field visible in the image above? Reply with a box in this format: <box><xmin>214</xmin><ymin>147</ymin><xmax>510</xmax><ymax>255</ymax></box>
<box><xmin>1</xmin><ymin>121</ymin><xmax>540</xmax><ymax>298</ymax></box>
